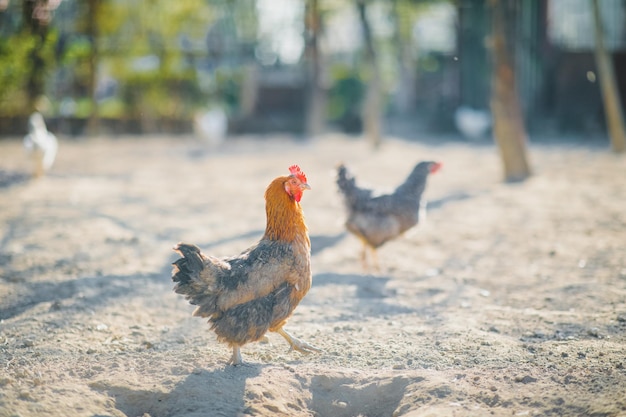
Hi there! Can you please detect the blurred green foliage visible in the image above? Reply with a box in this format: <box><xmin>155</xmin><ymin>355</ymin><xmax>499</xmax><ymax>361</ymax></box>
<box><xmin>119</xmin><ymin>68</ymin><xmax>203</xmax><ymax>120</ymax></box>
<box><xmin>0</xmin><ymin>30</ymin><xmax>58</xmax><ymax>116</ymax></box>
<box><xmin>327</xmin><ymin>64</ymin><xmax>365</xmax><ymax>132</ymax></box>
<box><xmin>0</xmin><ymin>0</ymin><xmax>231</xmax><ymax>121</ymax></box>
<box><xmin>97</xmin><ymin>0</ymin><xmax>216</xmax><ymax>119</ymax></box>
<box><xmin>213</xmin><ymin>68</ymin><xmax>243</xmax><ymax>115</ymax></box>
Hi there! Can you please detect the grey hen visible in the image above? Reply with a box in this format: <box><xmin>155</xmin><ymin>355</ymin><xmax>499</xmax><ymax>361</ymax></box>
<box><xmin>336</xmin><ymin>161</ymin><xmax>441</xmax><ymax>270</ymax></box>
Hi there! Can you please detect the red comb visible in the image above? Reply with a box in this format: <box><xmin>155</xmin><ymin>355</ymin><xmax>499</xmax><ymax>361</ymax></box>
<box><xmin>289</xmin><ymin>165</ymin><xmax>307</xmax><ymax>183</ymax></box>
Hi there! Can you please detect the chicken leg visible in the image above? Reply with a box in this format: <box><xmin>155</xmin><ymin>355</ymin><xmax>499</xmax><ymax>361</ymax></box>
<box><xmin>360</xmin><ymin>242</ymin><xmax>380</xmax><ymax>273</ymax></box>
<box><xmin>228</xmin><ymin>346</ymin><xmax>243</xmax><ymax>365</ymax></box>
<box><xmin>275</xmin><ymin>328</ymin><xmax>321</xmax><ymax>355</ymax></box>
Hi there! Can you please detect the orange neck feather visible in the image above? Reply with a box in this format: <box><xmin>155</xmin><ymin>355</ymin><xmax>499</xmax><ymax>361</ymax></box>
<box><xmin>263</xmin><ymin>176</ymin><xmax>309</xmax><ymax>243</ymax></box>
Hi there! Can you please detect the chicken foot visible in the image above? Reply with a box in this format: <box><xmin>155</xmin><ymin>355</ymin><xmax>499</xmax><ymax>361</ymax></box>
<box><xmin>228</xmin><ymin>346</ymin><xmax>243</xmax><ymax>366</ymax></box>
<box><xmin>275</xmin><ymin>328</ymin><xmax>321</xmax><ymax>355</ymax></box>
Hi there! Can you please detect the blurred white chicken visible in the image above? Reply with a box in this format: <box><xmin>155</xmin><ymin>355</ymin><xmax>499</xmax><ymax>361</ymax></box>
<box><xmin>23</xmin><ymin>112</ymin><xmax>58</xmax><ymax>178</ymax></box>
<box><xmin>193</xmin><ymin>108</ymin><xmax>228</xmax><ymax>148</ymax></box>
<box><xmin>454</xmin><ymin>106</ymin><xmax>491</xmax><ymax>141</ymax></box>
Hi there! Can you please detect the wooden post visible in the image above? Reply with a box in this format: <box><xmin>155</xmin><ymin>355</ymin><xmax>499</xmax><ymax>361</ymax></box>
<box><xmin>591</xmin><ymin>0</ymin><xmax>626</xmax><ymax>153</ymax></box>
<box><xmin>357</xmin><ymin>0</ymin><xmax>382</xmax><ymax>149</ymax></box>
<box><xmin>22</xmin><ymin>0</ymin><xmax>50</xmax><ymax>113</ymax></box>
<box><xmin>304</xmin><ymin>0</ymin><xmax>325</xmax><ymax>140</ymax></box>
<box><xmin>86</xmin><ymin>0</ymin><xmax>100</xmax><ymax>135</ymax></box>
<box><xmin>489</xmin><ymin>0</ymin><xmax>531</xmax><ymax>182</ymax></box>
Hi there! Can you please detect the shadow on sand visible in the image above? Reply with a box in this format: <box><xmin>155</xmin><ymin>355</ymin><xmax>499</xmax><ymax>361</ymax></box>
<box><xmin>90</xmin><ymin>365</ymin><xmax>262</xmax><ymax>417</ymax></box>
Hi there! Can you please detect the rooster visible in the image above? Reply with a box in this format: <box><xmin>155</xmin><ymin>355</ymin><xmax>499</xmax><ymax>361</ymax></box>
<box><xmin>171</xmin><ymin>165</ymin><xmax>320</xmax><ymax>365</ymax></box>
<box><xmin>23</xmin><ymin>112</ymin><xmax>58</xmax><ymax>178</ymax></box>
<box><xmin>336</xmin><ymin>161</ymin><xmax>441</xmax><ymax>270</ymax></box>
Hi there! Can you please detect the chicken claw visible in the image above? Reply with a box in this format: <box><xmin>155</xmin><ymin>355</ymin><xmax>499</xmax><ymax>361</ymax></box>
<box><xmin>275</xmin><ymin>328</ymin><xmax>322</xmax><ymax>355</ymax></box>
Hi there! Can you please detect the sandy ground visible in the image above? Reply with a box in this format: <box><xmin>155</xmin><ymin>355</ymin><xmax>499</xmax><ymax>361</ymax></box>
<box><xmin>0</xmin><ymin>133</ymin><xmax>625</xmax><ymax>417</ymax></box>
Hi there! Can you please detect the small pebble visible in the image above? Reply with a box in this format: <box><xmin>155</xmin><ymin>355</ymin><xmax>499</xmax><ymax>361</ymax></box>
<box><xmin>515</xmin><ymin>375</ymin><xmax>537</xmax><ymax>384</ymax></box>
<box><xmin>587</xmin><ymin>328</ymin><xmax>601</xmax><ymax>338</ymax></box>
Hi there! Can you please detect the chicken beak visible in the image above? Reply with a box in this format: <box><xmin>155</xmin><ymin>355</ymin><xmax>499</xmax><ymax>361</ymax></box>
<box><xmin>301</xmin><ymin>183</ymin><xmax>311</xmax><ymax>190</ymax></box>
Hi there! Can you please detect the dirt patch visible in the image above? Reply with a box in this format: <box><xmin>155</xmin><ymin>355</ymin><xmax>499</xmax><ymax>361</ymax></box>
<box><xmin>1</xmin><ymin>134</ymin><xmax>625</xmax><ymax>416</ymax></box>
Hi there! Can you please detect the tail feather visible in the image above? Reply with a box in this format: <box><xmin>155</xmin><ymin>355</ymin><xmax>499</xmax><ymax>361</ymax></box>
<box><xmin>171</xmin><ymin>243</ymin><xmax>217</xmax><ymax>312</ymax></box>
<box><xmin>172</xmin><ymin>243</ymin><xmax>224</xmax><ymax>317</ymax></box>
<box><xmin>336</xmin><ymin>164</ymin><xmax>371</xmax><ymax>209</ymax></box>
<box><xmin>172</xmin><ymin>243</ymin><xmax>204</xmax><ymax>284</ymax></box>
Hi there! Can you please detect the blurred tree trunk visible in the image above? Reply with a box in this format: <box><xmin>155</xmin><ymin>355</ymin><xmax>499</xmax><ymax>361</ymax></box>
<box><xmin>304</xmin><ymin>0</ymin><xmax>326</xmax><ymax>139</ymax></box>
<box><xmin>357</xmin><ymin>0</ymin><xmax>382</xmax><ymax>149</ymax></box>
<box><xmin>591</xmin><ymin>0</ymin><xmax>626</xmax><ymax>153</ymax></box>
<box><xmin>86</xmin><ymin>0</ymin><xmax>100</xmax><ymax>135</ymax></box>
<box><xmin>489</xmin><ymin>0</ymin><xmax>531</xmax><ymax>182</ymax></box>
<box><xmin>239</xmin><ymin>64</ymin><xmax>258</xmax><ymax>119</ymax></box>
<box><xmin>22</xmin><ymin>0</ymin><xmax>51</xmax><ymax>112</ymax></box>
<box><xmin>390</xmin><ymin>0</ymin><xmax>415</xmax><ymax>115</ymax></box>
